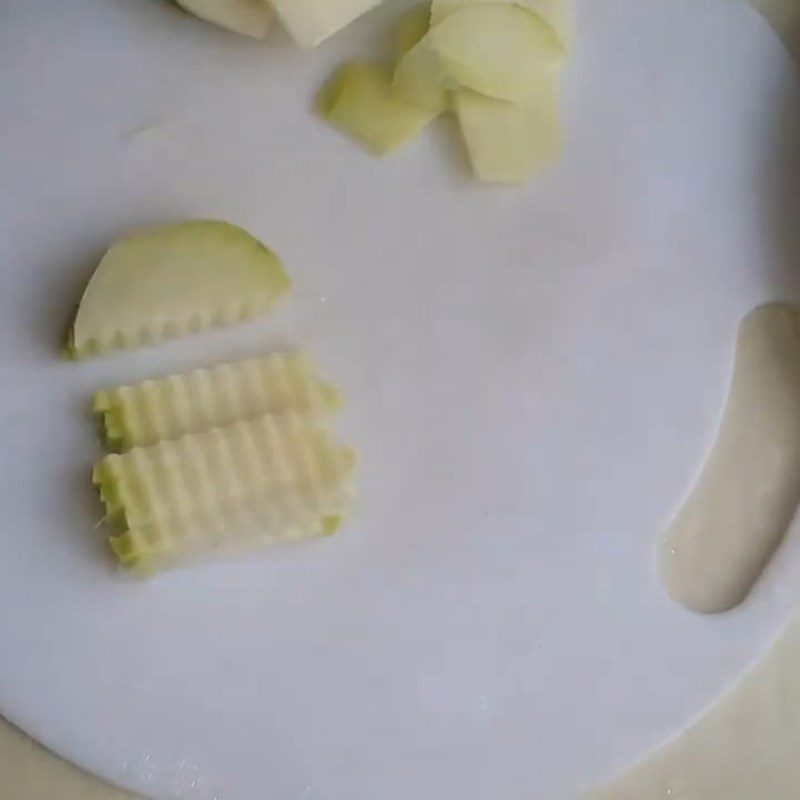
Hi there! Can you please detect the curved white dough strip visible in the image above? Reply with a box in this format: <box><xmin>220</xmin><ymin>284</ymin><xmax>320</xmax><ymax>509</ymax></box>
<box><xmin>661</xmin><ymin>304</ymin><xmax>800</xmax><ymax>614</ymax></box>
<box><xmin>583</xmin><ymin>611</ymin><xmax>800</xmax><ymax>799</ymax></box>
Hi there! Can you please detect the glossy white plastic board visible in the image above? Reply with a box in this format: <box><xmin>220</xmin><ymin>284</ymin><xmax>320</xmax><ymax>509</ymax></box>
<box><xmin>0</xmin><ymin>1</ymin><xmax>799</xmax><ymax>798</ymax></box>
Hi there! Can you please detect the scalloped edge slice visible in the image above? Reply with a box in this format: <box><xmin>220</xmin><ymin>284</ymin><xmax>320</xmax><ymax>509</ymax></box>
<box><xmin>92</xmin><ymin>411</ymin><xmax>351</xmax><ymax>527</ymax></box>
<box><xmin>68</xmin><ymin>220</ymin><xmax>290</xmax><ymax>359</ymax></box>
<box><xmin>109</xmin><ymin>511</ymin><xmax>347</xmax><ymax>574</ymax></box>
<box><xmin>93</xmin><ymin>351</ymin><xmax>342</xmax><ymax>451</ymax></box>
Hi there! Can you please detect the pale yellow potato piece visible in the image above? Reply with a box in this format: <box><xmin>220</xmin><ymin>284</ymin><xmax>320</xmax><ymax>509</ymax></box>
<box><xmin>94</xmin><ymin>351</ymin><xmax>340</xmax><ymax>450</ymax></box>
<box><xmin>175</xmin><ymin>0</ymin><xmax>274</xmax><ymax>39</ymax></box>
<box><xmin>318</xmin><ymin>61</ymin><xmax>439</xmax><ymax>155</ymax></box>
<box><xmin>454</xmin><ymin>78</ymin><xmax>561</xmax><ymax>183</ymax></box>
<box><xmin>0</xmin><ymin>719</ymin><xmax>131</xmax><ymax>800</ymax></box>
<box><xmin>394</xmin><ymin>4</ymin><xmax>432</xmax><ymax>62</ymax></box>
<box><xmin>752</xmin><ymin>0</ymin><xmax>800</xmax><ymax>62</ymax></box>
<box><xmin>392</xmin><ymin>39</ymin><xmax>451</xmax><ymax>113</ymax></box>
<box><xmin>430</xmin><ymin>0</ymin><xmax>574</xmax><ymax>51</ymax></box>
<box><xmin>69</xmin><ymin>221</ymin><xmax>289</xmax><ymax>358</ymax></box>
<box><xmin>271</xmin><ymin>0</ymin><xmax>382</xmax><ymax>48</ymax></box>
<box><xmin>95</xmin><ymin>411</ymin><xmax>357</xmax><ymax>572</ymax></box>
<box><xmin>394</xmin><ymin>5</ymin><xmax>563</xmax><ymax>111</ymax></box>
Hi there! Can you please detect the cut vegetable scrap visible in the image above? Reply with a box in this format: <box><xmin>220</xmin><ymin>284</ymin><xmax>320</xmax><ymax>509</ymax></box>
<box><xmin>317</xmin><ymin>0</ymin><xmax>572</xmax><ymax>184</ymax></box>
<box><xmin>93</xmin><ymin>412</ymin><xmax>347</xmax><ymax>525</ymax></box>
<box><xmin>94</xmin><ymin>412</ymin><xmax>357</xmax><ymax>571</ymax></box>
<box><xmin>391</xmin><ymin>36</ymin><xmax>451</xmax><ymax>114</ymax></box>
<box><xmin>430</xmin><ymin>0</ymin><xmax>574</xmax><ymax>51</ymax></box>
<box><xmin>394</xmin><ymin>5</ymin><xmax>564</xmax><ymax>109</ymax></box>
<box><xmin>317</xmin><ymin>62</ymin><xmax>440</xmax><ymax>155</ymax></box>
<box><xmin>174</xmin><ymin>0</ymin><xmax>274</xmax><ymax>39</ymax></box>
<box><xmin>270</xmin><ymin>0</ymin><xmax>382</xmax><ymax>48</ymax></box>
<box><xmin>67</xmin><ymin>221</ymin><xmax>290</xmax><ymax>359</ymax></box>
<box><xmin>454</xmin><ymin>80</ymin><xmax>561</xmax><ymax>184</ymax></box>
<box><xmin>393</xmin><ymin>4</ymin><xmax>432</xmax><ymax>62</ymax></box>
<box><xmin>94</xmin><ymin>352</ymin><xmax>341</xmax><ymax>451</ymax></box>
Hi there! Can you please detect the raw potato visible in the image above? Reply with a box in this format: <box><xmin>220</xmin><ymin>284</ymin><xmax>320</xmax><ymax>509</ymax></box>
<box><xmin>454</xmin><ymin>79</ymin><xmax>561</xmax><ymax>183</ymax></box>
<box><xmin>392</xmin><ymin>39</ymin><xmax>451</xmax><ymax>113</ymax></box>
<box><xmin>430</xmin><ymin>0</ymin><xmax>574</xmax><ymax>51</ymax></box>
<box><xmin>95</xmin><ymin>412</ymin><xmax>356</xmax><ymax>571</ymax></box>
<box><xmin>94</xmin><ymin>352</ymin><xmax>340</xmax><ymax>451</ymax></box>
<box><xmin>318</xmin><ymin>62</ymin><xmax>440</xmax><ymax>155</ymax></box>
<box><xmin>393</xmin><ymin>4</ymin><xmax>432</xmax><ymax>61</ymax></box>
<box><xmin>394</xmin><ymin>5</ymin><xmax>564</xmax><ymax>110</ymax></box>
<box><xmin>316</xmin><ymin>0</ymin><xmax>571</xmax><ymax>182</ymax></box>
<box><xmin>661</xmin><ymin>304</ymin><xmax>800</xmax><ymax>614</ymax></box>
<box><xmin>270</xmin><ymin>0</ymin><xmax>382</xmax><ymax>48</ymax></box>
<box><xmin>68</xmin><ymin>221</ymin><xmax>290</xmax><ymax>358</ymax></box>
<box><xmin>174</xmin><ymin>0</ymin><xmax>274</xmax><ymax>39</ymax></box>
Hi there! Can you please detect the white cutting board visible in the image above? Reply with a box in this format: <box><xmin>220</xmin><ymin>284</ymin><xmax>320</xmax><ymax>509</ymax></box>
<box><xmin>0</xmin><ymin>1</ymin><xmax>798</xmax><ymax>798</ymax></box>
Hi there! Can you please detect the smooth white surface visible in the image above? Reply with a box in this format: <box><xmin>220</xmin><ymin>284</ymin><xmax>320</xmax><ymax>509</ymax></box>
<box><xmin>585</xmin><ymin>609</ymin><xmax>800</xmax><ymax>799</ymax></box>
<box><xmin>0</xmin><ymin>1</ymin><xmax>798</xmax><ymax>799</ymax></box>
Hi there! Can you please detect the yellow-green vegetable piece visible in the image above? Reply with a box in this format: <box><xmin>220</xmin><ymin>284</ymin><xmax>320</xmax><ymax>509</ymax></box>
<box><xmin>68</xmin><ymin>221</ymin><xmax>290</xmax><ymax>359</ymax></box>
<box><xmin>430</xmin><ymin>0</ymin><xmax>574</xmax><ymax>51</ymax></box>
<box><xmin>317</xmin><ymin>62</ymin><xmax>439</xmax><ymax>156</ymax></box>
<box><xmin>394</xmin><ymin>5</ymin><xmax>564</xmax><ymax>111</ymax></box>
<box><xmin>94</xmin><ymin>412</ymin><xmax>357</xmax><ymax>571</ymax></box>
<box><xmin>392</xmin><ymin>35</ymin><xmax>451</xmax><ymax>113</ymax></box>
<box><xmin>174</xmin><ymin>0</ymin><xmax>274</xmax><ymax>39</ymax></box>
<box><xmin>270</xmin><ymin>0</ymin><xmax>382</xmax><ymax>48</ymax></box>
<box><xmin>454</xmin><ymin>79</ymin><xmax>561</xmax><ymax>183</ymax></box>
<box><xmin>394</xmin><ymin>4</ymin><xmax>432</xmax><ymax>62</ymax></box>
<box><xmin>110</xmin><ymin>512</ymin><xmax>346</xmax><ymax>573</ymax></box>
<box><xmin>94</xmin><ymin>411</ymin><xmax>351</xmax><ymax>525</ymax></box>
<box><xmin>94</xmin><ymin>352</ymin><xmax>341</xmax><ymax>451</ymax></box>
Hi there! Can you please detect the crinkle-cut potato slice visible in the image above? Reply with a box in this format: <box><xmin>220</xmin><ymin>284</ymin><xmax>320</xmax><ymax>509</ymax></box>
<box><xmin>454</xmin><ymin>77</ymin><xmax>561</xmax><ymax>183</ymax></box>
<box><xmin>394</xmin><ymin>4</ymin><xmax>432</xmax><ymax>62</ymax></box>
<box><xmin>67</xmin><ymin>220</ymin><xmax>290</xmax><ymax>359</ymax></box>
<box><xmin>93</xmin><ymin>412</ymin><xmax>348</xmax><ymax>525</ymax></box>
<box><xmin>110</xmin><ymin>509</ymin><xmax>348</xmax><ymax>573</ymax></box>
<box><xmin>174</xmin><ymin>0</ymin><xmax>274</xmax><ymax>39</ymax></box>
<box><xmin>94</xmin><ymin>351</ymin><xmax>341</xmax><ymax>451</ymax></box>
<box><xmin>108</xmin><ymin>479</ymin><xmax>353</xmax><ymax>573</ymax></box>
<box><xmin>430</xmin><ymin>0</ymin><xmax>574</xmax><ymax>51</ymax></box>
<box><xmin>394</xmin><ymin>5</ymin><xmax>564</xmax><ymax>111</ymax></box>
<box><xmin>94</xmin><ymin>412</ymin><xmax>357</xmax><ymax>572</ymax></box>
<box><xmin>317</xmin><ymin>62</ymin><xmax>440</xmax><ymax>155</ymax></box>
<box><xmin>270</xmin><ymin>0</ymin><xmax>382</xmax><ymax>48</ymax></box>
